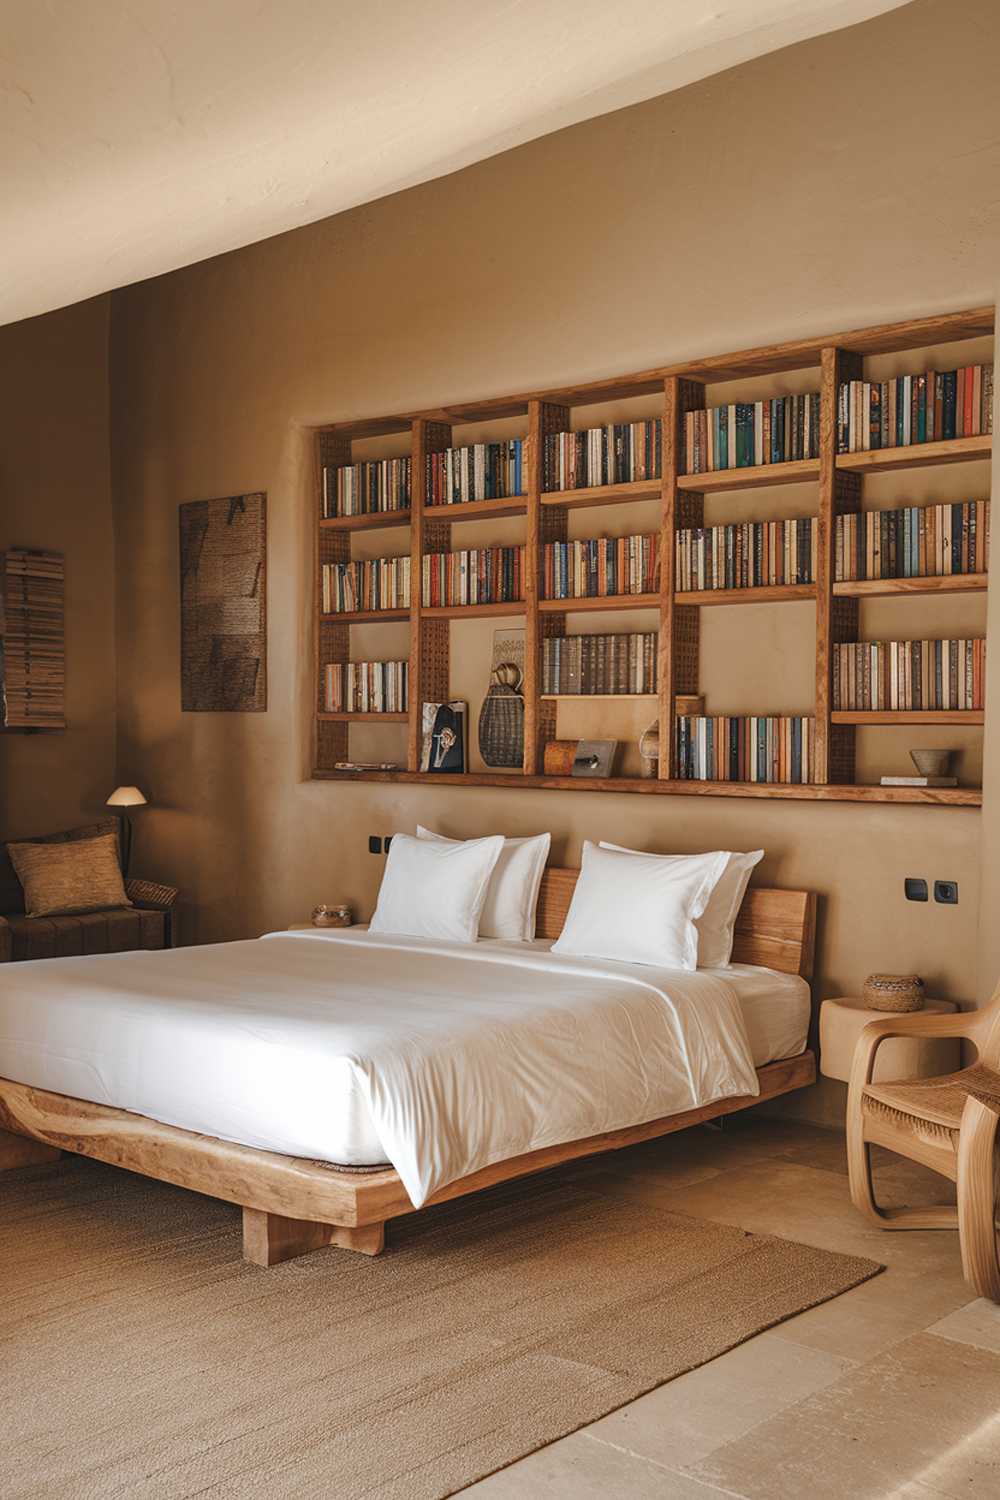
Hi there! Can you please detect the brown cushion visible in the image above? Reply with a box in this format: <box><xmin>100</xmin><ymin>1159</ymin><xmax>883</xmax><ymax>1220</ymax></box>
<box><xmin>5</xmin><ymin>908</ymin><xmax>165</xmax><ymax>961</ymax></box>
<box><xmin>0</xmin><ymin>818</ymin><xmax>118</xmax><ymax>916</ymax></box>
<box><xmin>7</xmin><ymin>831</ymin><xmax>131</xmax><ymax>918</ymax></box>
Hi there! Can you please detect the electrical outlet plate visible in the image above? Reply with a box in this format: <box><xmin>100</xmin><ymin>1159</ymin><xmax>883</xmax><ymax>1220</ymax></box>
<box><xmin>904</xmin><ymin>877</ymin><xmax>928</xmax><ymax>902</ymax></box>
<box><xmin>934</xmin><ymin>880</ymin><xmax>959</xmax><ymax>904</ymax></box>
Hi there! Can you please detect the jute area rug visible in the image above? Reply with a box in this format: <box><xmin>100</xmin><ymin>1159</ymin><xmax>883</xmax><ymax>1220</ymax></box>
<box><xmin>2</xmin><ymin>1155</ymin><xmax>879</xmax><ymax>1500</ymax></box>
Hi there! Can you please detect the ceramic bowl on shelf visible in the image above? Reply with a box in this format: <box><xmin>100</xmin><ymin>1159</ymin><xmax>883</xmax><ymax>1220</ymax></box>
<box><xmin>910</xmin><ymin>749</ymin><xmax>952</xmax><ymax>777</ymax></box>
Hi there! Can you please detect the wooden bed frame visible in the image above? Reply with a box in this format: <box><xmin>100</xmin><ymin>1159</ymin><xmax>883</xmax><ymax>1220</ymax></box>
<box><xmin>0</xmin><ymin>870</ymin><xmax>817</xmax><ymax>1266</ymax></box>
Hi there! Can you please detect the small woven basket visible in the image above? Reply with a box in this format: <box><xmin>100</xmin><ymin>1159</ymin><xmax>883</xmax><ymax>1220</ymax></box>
<box><xmin>862</xmin><ymin>972</ymin><xmax>925</xmax><ymax>1012</ymax></box>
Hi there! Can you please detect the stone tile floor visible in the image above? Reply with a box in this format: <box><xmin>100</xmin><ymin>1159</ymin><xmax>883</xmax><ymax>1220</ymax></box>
<box><xmin>466</xmin><ymin>1114</ymin><xmax>1000</xmax><ymax>1499</ymax></box>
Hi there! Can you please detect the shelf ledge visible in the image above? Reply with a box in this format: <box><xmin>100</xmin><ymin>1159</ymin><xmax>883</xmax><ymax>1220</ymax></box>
<box><xmin>310</xmin><ymin>768</ymin><xmax>982</xmax><ymax>805</ymax></box>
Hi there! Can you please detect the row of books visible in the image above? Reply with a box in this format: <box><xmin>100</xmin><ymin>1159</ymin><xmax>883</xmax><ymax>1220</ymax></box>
<box><xmin>675</xmin><ymin>518</ymin><xmax>817</xmax><ymax>592</ymax></box>
<box><xmin>323</xmin><ymin>458</ymin><xmax>411</xmax><ymax>518</ymax></box>
<box><xmin>834</xmin><ymin>502</ymin><xmax>990</xmax><ymax>580</ymax></box>
<box><xmin>685</xmin><ymin>394</ymin><xmax>821</xmax><ymax>474</ymax></box>
<box><xmin>676</xmin><ymin>716</ymin><xmax>815</xmax><ymax>784</ymax></box>
<box><xmin>324</xmin><ymin>660</ymin><xmax>408</xmax><ymax>714</ymax></box>
<box><xmin>832</xmin><ymin>639</ymin><xmax>986</xmax><ymax>712</ymax></box>
<box><xmin>422</xmin><ymin>546</ymin><xmax>524</xmax><ymax>608</ymax></box>
<box><xmin>543</xmin><ymin>421</ymin><xmax>662</xmax><ymax>492</ymax></box>
<box><xmin>541</xmin><ymin>632</ymin><xmax>657</xmax><ymax>696</ymax></box>
<box><xmin>542</xmin><ymin>534</ymin><xmax>659</xmax><ymax>600</ymax></box>
<box><xmin>426</xmin><ymin>441</ymin><xmax>524</xmax><ymax>505</ymax></box>
<box><xmin>321</xmin><ymin>557</ymin><xmax>410</xmax><ymax>613</ymax></box>
<box><xmin>837</xmin><ymin>365</ymin><xmax>993</xmax><ymax>452</ymax></box>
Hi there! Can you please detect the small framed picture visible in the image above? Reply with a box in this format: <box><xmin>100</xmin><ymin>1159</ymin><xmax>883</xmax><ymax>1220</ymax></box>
<box><xmin>420</xmin><ymin>701</ymin><xmax>467</xmax><ymax>773</ymax></box>
<box><xmin>571</xmin><ymin>739</ymin><xmax>617</xmax><ymax>778</ymax></box>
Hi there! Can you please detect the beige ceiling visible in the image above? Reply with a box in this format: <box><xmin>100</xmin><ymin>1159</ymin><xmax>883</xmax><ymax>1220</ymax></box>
<box><xmin>1</xmin><ymin>0</ymin><xmax>908</xmax><ymax>327</ymax></box>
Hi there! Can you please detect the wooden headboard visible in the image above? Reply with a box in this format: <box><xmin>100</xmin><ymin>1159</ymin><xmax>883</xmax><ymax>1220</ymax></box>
<box><xmin>535</xmin><ymin>868</ymin><xmax>816</xmax><ymax>979</ymax></box>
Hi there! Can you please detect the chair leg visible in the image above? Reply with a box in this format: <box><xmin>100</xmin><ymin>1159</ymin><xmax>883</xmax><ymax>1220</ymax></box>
<box><xmin>848</xmin><ymin>1121</ymin><xmax>958</xmax><ymax>1231</ymax></box>
<box><xmin>958</xmin><ymin>1095</ymin><xmax>1000</xmax><ymax>1303</ymax></box>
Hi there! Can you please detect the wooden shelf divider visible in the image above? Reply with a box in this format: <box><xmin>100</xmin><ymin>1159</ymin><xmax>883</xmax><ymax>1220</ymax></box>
<box><xmin>676</xmin><ymin>457</ymin><xmax>820</xmax><ymax>492</ymax></box>
<box><xmin>314</xmin><ymin>306</ymin><xmax>992</xmax><ymax>803</ymax></box>
<box><xmin>833</xmin><ymin>573</ymin><xmax>987</xmax><ymax>599</ymax></box>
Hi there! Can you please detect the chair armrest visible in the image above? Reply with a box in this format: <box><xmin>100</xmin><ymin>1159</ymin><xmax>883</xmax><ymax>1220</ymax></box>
<box><xmin>847</xmin><ymin>1010</ymin><xmax>975</xmax><ymax>1106</ymax></box>
<box><xmin>0</xmin><ymin>916</ymin><xmax>10</xmax><ymax>964</ymax></box>
<box><xmin>126</xmin><ymin>878</ymin><xmax>178</xmax><ymax>911</ymax></box>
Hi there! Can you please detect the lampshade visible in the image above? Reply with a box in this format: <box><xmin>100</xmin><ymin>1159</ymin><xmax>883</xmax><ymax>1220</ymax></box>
<box><xmin>106</xmin><ymin>785</ymin><xmax>147</xmax><ymax>808</ymax></box>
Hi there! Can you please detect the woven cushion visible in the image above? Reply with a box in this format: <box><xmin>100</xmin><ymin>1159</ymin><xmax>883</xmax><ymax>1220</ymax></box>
<box><xmin>5</xmin><ymin>908</ymin><xmax>165</xmax><ymax>962</ymax></box>
<box><xmin>0</xmin><ymin>819</ymin><xmax>118</xmax><ymax>916</ymax></box>
<box><xmin>7</xmin><ymin>831</ymin><xmax>130</xmax><ymax>918</ymax></box>
<box><xmin>862</xmin><ymin>1062</ymin><xmax>1000</xmax><ymax>1149</ymax></box>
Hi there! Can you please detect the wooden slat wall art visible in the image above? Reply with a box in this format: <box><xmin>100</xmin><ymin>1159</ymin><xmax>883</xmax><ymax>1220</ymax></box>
<box><xmin>313</xmin><ymin>306</ymin><xmax>993</xmax><ymax>806</ymax></box>
<box><xmin>0</xmin><ymin>549</ymin><xmax>65</xmax><ymax>730</ymax></box>
<box><xmin>180</xmin><ymin>493</ymin><xmax>267</xmax><ymax>713</ymax></box>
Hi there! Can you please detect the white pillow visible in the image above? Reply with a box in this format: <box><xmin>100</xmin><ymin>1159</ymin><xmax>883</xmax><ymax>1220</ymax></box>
<box><xmin>601</xmin><ymin>843</ymin><xmax>764</xmax><ymax>968</ymax></box>
<box><xmin>416</xmin><ymin>826</ymin><xmax>551</xmax><ymax>941</ymax></box>
<box><xmin>369</xmin><ymin>832</ymin><xmax>504</xmax><ymax>944</ymax></box>
<box><xmin>551</xmin><ymin>841</ymin><xmax>728</xmax><ymax>970</ymax></box>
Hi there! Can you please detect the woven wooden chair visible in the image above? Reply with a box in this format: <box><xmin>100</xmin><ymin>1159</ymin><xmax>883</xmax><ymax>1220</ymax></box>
<box><xmin>847</xmin><ymin>987</ymin><xmax>1000</xmax><ymax>1302</ymax></box>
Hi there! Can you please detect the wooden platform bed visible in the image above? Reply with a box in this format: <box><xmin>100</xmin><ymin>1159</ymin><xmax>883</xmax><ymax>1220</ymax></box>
<box><xmin>0</xmin><ymin>870</ymin><xmax>817</xmax><ymax>1267</ymax></box>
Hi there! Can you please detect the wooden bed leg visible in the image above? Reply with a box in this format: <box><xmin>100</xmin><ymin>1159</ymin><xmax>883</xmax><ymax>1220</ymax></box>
<box><xmin>241</xmin><ymin>1207</ymin><xmax>385</xmax><ymax>1267</ymax></box>
<box><xmin>0</xmin><ymin>1127</ymin><xmax>61</xmax><ymax>1171</ymax></box>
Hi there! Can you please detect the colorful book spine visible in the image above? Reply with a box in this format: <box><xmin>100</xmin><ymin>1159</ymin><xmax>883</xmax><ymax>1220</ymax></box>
<box><xmin>426</xmin><ymin>440</ymin><xmax>524</xmax><ymax>505</ymax></box>
<box><xmin>324</xmin><ymin>660</ymin><xmax>408</xmax><ymax>713</ymax></box>
<box><xmin>542</xmin><ymin>534</ymin><xmax>659</xmax><ymax>600</ymax></box>
<box><xmin>541</xmin><ymin>633</ymin><xmax>657</xmax><ymax>695</ymax></box>
<box><xmin>676</xmin><ymin>716</ymin><xmax>815</xmax><ymax>783</ymax></box>
<box><xmin>684</xmin><ymin>394</ymin><xmax>820</xmax><ymax>474</ymax></box>
<box><xmin>831</xmin><ymin>639</ymin><xmax>986</xmax><ymax>711</ymax></box>
<box><xmin>421</xmin><ymin>546</ymin><xmax>525</xmax><ymax>607</ymax></box>
<box><xmin>675</xmin><ymin>518</ymin><xmax>817</xmax><ymax>591</ymax></box>
<box><xmin>322</xmin><ymin>458</ymin><xmax>411</xmax><ymax>518</ymax></box>
<box><xmin>543</xmin><ymin>421</ymin><xmax>662</xmax><ymax>492</ymax></box>
<box><xmin>833</xmin><ymin>501</ymin><xmax>989</xmax><ymax>580</ymax></box>
<box><xmin>321</xmin><ymin>556</ymin><xmax>410</xmax><ymax>613</ymax></box>
<box><xmin>836</xmin><ymin>365</ymin><xmax>993</xmax><ymax>453</ymax></box>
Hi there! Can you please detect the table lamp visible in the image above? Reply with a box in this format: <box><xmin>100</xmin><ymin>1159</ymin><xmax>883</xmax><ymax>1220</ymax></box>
<box><xmin>106</xmin><ymin>786</ymin><xmax>147</xmax><ymax>876</ymax></box>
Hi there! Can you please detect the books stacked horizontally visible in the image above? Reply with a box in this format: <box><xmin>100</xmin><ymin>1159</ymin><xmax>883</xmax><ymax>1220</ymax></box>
<box><xmin>321</xmin><ymin>557</ymin><xmax>410</xmax><ymax>613</ymax></box>
<box><xmin>541</xmin><ymin>632</ymin><xmax>656</xmax><ymax>695</ymax></box>
<box><xmin>543</xmin><ymin>421</ymin><xmax>662</xmax><ymax>492</ymax></box>
<box><xmin>676</xmin><ymin>518</ymin><xmax>816</xmax><ymax>592</ymax></box>
<box><xmin>422</xmin><ymin>546</ymin><xmax>525</xmax><ymax>607</ymax></box>
<box><xmin>832</xmin><ymin>639</ymin><xmax>986</xmax><ymax>711</ymax></box>
<box><xmin>426</xmin><ymin>440</ymin><xmax>524</xmax><ymax>505</ymax></box>
<box><xmin>543</xmin><ymin>534</ymin><xmax>659</xmax><ymax>600</ymax></box>
<box><xmin>837</xmin><ymin>365</ymin><xmax>993</xmax><ymax>452</ymax></box>
<box><xmin>676</xmin><ymin>716</ymin><xmax>815</xmax><ymax>783</ymax></box>
<box><xmin>324</xmin><ymin>660</ymin><xmax>408</xmax><ymax>713</ymax></box>
<box><xmin>834</xmin><ymin>502</ymin><xmax>989</xmax><ymax>580</ymax></box>
<box><xmin>323</xmin><ymin>458</ymin><xmax>411</xmax><ymax>519</ymax></box>
<box><xmin>685</xmin><ymin>394</ymin><xmax>820</xmax><ymax>474</ymax></box>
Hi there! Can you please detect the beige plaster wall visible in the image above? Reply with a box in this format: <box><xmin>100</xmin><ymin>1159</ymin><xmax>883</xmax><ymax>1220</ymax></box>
<box><xmin>0</xmin><ymin>297</ymin><xmax>116</xmax><ymax>841</ymax></box>
<box><xmin>109</xmin><ymin>0</ymin><xmax>1000</xmax><ymax>1115</ymax></box>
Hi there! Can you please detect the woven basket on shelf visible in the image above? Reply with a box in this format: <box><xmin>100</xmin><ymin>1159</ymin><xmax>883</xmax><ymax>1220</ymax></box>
<box><xmin>478</xmin><ymin>664</ymin><xmax>524</xmax><ymax>768</ymax></box>
<box><xmin>862</xmin><ymin>973</ymin><xmax>925</xmax><ymax>1013</ymax></box>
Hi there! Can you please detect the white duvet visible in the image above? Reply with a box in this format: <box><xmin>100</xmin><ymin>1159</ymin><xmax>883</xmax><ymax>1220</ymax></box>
<box><xmin>0</xmin><ymin>928</ymin><xmax>762</xmax><ymax>1207</ymax></box>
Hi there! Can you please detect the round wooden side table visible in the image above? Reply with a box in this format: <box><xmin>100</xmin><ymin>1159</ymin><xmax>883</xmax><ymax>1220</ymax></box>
<box><xmin>819</xmin><ymin>995</ymin><xmax>961</xmax><ymax>1084</ymax></box>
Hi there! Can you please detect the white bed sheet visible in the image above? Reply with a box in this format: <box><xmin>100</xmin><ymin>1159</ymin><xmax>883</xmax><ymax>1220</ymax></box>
<box><xmin>0</xmin><ymin>929</ymin><xmax>805</xmax><ymax>1206</ymax></box>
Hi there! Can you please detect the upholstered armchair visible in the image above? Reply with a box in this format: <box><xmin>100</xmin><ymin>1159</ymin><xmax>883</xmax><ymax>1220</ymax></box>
<box><xmin>847</xmin><ymin>988</ymin><xmax>1000</xmax><ymax>1302</ymax></box>
<box><xmin>0</xmin><ymin>820</ymin><xmax>178</xmax><ymax>963</ymax></box>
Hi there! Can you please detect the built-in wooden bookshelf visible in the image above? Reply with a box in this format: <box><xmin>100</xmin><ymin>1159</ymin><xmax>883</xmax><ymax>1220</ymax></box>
<box><xmin>313</xmin><ymin>307</ymin><xmax>993</xmax><ymax>804</ymax></box>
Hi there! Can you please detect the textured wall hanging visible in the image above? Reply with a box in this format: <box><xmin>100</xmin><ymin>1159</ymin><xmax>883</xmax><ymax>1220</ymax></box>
<box><xmin>179</xmin><ymin>493</ymin><xmax>266</xmax><ymax>712</ymax></box>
